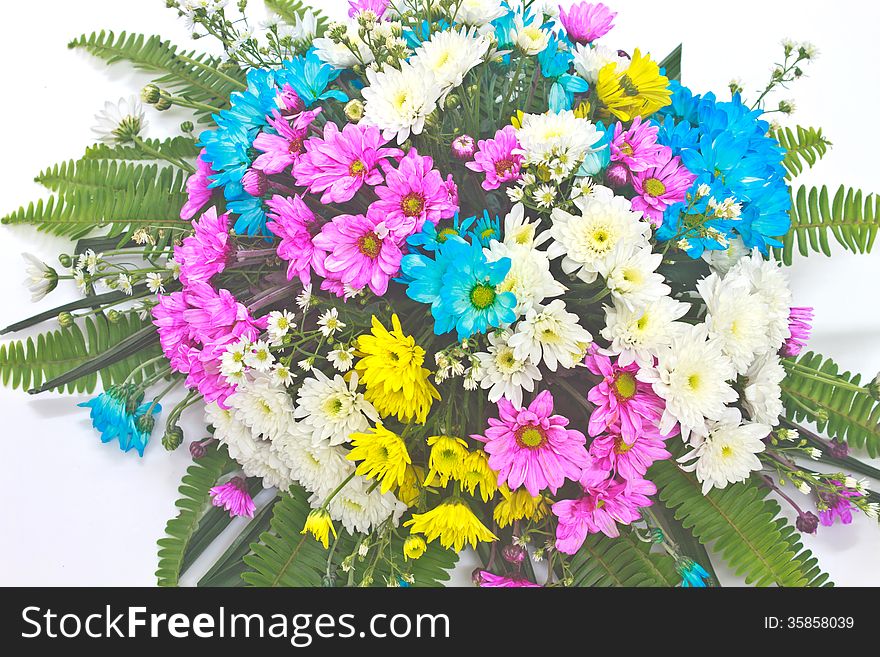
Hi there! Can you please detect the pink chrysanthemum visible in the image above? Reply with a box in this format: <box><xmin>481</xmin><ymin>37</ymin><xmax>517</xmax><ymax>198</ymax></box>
<box><xmin>184</xmin><ymin>341</ymin><xmax>238</xmax><ymax>406</ymax></box>
<box><xmin>372</xmin><ymin>148</ymin><xmax>459</xmax><ymax>235</ymax></box>
<box><xmin>174</xmin><ymin>207</ymin><xmax>231</xmax><ymax>286</ymax></box>
<box><xmin>631</xmin><ymin>149</ymin><xmax>696</xmax><ymax>226</ymax></box>
<box><xmin>266</xmin><ymin>194</ymin><xmax>327</xmax><ymax>285</ymax></box>
<box><xmin>465</xmin><ymin>125</ymin><xmax>523</xmax><ymax>191</ymax></box>
<box><xmin>610</xmin><ymin>117</ymin><xmax>667</xmax><ymax>173</ymax></box>
<box><xmin>472</xmin><ymin>390</ymin><xmax>590</xmax><ymax>497</ymax></box>
<box><xmin>587</xmin><ymin>431</ymin><xmax>670</xmax><ymax>481</ymax></box>
<box><xmin>210</xmin><ymin>476</ymin><xmax>256</xmax><ymax>518</ymax></box>
<box><xmin>182</xmin><ymin>282</ymin><xmax>266</xmax><ymax>345</ymax></box>
<box><xmin>277</xmin><ymin>84</ymin><xmax>305</xmax><ymax>115</ymax></box>
<box><xmin>558</xmin><ymin>2</ymin><xmax>616</xmax><ymax>45</ymax></box>
<box><xmin>552</xmin><ymin>475</ymin><xmax>655</xmax><ymax>553</ymax></box>
<box><xmin>476</xmin><ymin>571</ymin><xmax>542</xmax><ymax>588</ymax></box>
<box><xmin>312</xmin><ymin>209</ymin><xmax>405</xmax><ymax>296</ymax></box>
<box><xmin>443</xmin><ymin>174</ymin><xmax>459</xmax><ymax>208</ymax></box>
<box><xmin>180</xmin><ymin>150</ymin><xmax>215</xmax><ymax>220</ymax></box>
<box><xmin>152</xmin><ymin>291</ymin><xmax>196</xmax><ymax>373</ymax></box>
<box><xmin>293</xmin><ymin>122</ymin><xmax>402</xmax><ymax>204</ymax></box>
<box><xmin>451</xmin><ymin>134</ymin><xmax>476</xmax><ymax>160</ymax></box>
<box><xmin>348</xmin><ymin>0</ymin><xmax>389</xmax><ymax>18</ymax></box>
<box><xmin>252</xmin><ymin>108</ymin><xmax>321</xmax><ymax>175</ymax></box>
<box><xmin>781</xmin><ymin>306</ymin><xmax>813</xmax><ymax>357</ymax></box>
<box><xmin>584</xmin><ymin>345</ymin><xmax>669</xmax><ymax>443</ymax></box>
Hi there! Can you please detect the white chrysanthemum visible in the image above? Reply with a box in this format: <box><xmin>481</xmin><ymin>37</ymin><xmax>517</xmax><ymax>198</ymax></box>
<box><xmin>474</xmin><ymin>330</ymin><xmax>542</xmax><ymax>406</ymax></box>
<box><xmin>244</xmin><ymin>339</ymin><xmax>275</xmax><ymax>372</ymax></box>
<box><xmin>743</xmin><ymin>351</ymin><xmax>786</xmax><ymax>425</ymax></box>
<box><xmin>600</xmin><ymin>246</ymin><xmax>670</xmax><ymax>311</ymax></box>
<box><xmin>455</xmin><ymin>0</ymin><xmax>506</xmax><ymax>25</ymax></box>
<box><xmin>327</xmin><ymin>345</ymin><xmax>356</xmax><ymax>372</ymax></box>
<box><xmin>728</xmin><ymin>249</ymin><xmax>793</xmax><ymax>350</ymax></box>
<box><xmin>267</xmin><ymin>309</ymin><xmax>296</xmax><ymax>344</ymax></box>
<box><xmin>22</xmin><ymin>253</ymin><xmax>56</xmax><ymax>302</ymax></box>
<box><xmin>412</xmin><ymin>27</ymin><xmax>489</xmax><ymax>100</ymax></box>
<box><xmin>313</xmin><ymin>24</ymin><xmax>374</xmax><ymax>69</ymax></box>
<box><xmin>227</xmin><ymin>373</ymin><xmax>296</xmax><ymax>441</ymax></box>
<box><xmin>508</xmin><ymin>300</ymin><xmax>592</xmax><ymax>371</ymax></box>
<box><xmin>317</xmin><ymin>307</ymin><xmax>345</xmax><ymax>337</ymax></box>
<box><xmin>484</xmin><ymin>241</ymin><xmax>565</xmax><ymax>316</ymax></box>
<box><xmin>515</xmin><ymin>111</ymin><xmax>602</xmax><ymax>173</ymax></box>
<box><xmin>697</xmin><ymin>272</ymin><xmax>771</xmax><ymax>374</ymax></box>
<box><xmin>679</xmin><ymin>409</ymin><xmax>769</xmax><ymax>495</ymax></box>
<box><xmin>278</xmin><ymin>8</ymin><xmax>317</xmax><ymax>42</ymax></box>
<box><xmin>240</xmin><ymin>445</ymin><xmax>293</xmax><ymax>490</ymax></box>
<box><xmin>311</xmin><ymin>475</ymin><xmax>407</xmax><ymax>534</ymax></box>
<box><xmin>273</xmin><ymin>425</ymin><xmax>354</xmax><ymax>496</ymax></box>
<box><xmin>513</xmin><ymin>13</ymin><xmax>551</xmax><ymax>55</ymax></box>
<box><xmin>548</xmin><ymin>188</ymin><xmax>651</xmax><ymax>283</ymax></box>
<box><xmin>501</xmin><ymin>203</ymin><xmax>552</xmax><ymax>250</ymax></box>
<box><xmin>205</xmin><ymin>401</ymin><xmax>251</xmax><ymax>446</ymax></box>
<box><xmin>572</xmin><ymin>43</ymin><xmax>628</xmax><ymax>84</ymax></box>
<box><xmin>293</xmin><ymin>370</ymin><xmax>379</xmax><ymax>445</ymax></box>
<box><xmin>361</xmin><ymin>61</ymin><xmax>443</xmax><ymax>144</ymax></box>
<box><xmin>701</xmin><ymin>237</ymin><xmax>750</xmax><ymax>275</ymax></box>
<box><xmin>601</xmin><ymin>295</ymin><xmax>690</xmax><ymax>367</ymax></box>
<box><xmin>92</xmin><ymin>97</ymin><xmax>147</xmax><ymax>145</ymax></box>
<box><xmin>637</xmin><ymin>323</ymin><xmax>738</xmax><ymax>442</ymax></box>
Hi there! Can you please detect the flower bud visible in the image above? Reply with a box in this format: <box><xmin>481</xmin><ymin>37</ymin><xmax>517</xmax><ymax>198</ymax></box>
<box><xmin>796</xmin><ymin>511</ymin><xmax>819</xmax><ymax>534</ymax></box>
<box><xmin>58</xmin><ymin>253</ymin><xmax>74</xmax><ymax>268</ymax></box>
<box><xmin>162</xmin><ymin>423</ymin><xmax>184</xmax><ymax>451</ymax></box>
<box><xmin>605</xmin><ymin>162</ymin><xmax>630</xmax><ymax>188</ymax></box>
<box><xmin>180</xmin><ymin>120</ymin><xmax>194</xmax><ymax>134</ymax></box>
<box><xmin>58</xmin><ymin>311</ymin><xmax>74</xmax><ymax>328</ymax></box>
<box><xmin>451</xmin><ymin>134</ymin><xmax>476</xmax><ymax>160</ymax></box>
<box><xmin>106</xmin><ymin>309</ymin><xmax>122</xmax><ymax>324</ymax></box>
<box><xmin>155</xmin><ymin>90</ymin><xmax>173</xmax><ymax>112</ymax></box>
<box><xmin>242</xmin><ymin>167</ymin><xmax>268</xmax><ymax>196</ymax></box>
<box><xmin>189</xmin><ymin>439</ymin><xmax>208</xmax><ymax>459</ymax></box>
<box><xmin>502</xmin><ymin>543</ymin><xmax>527</xmax><ymax>565</ymax></box>
<box><xmin>829</xmin><ymin>438</ymin><xmax>849</xmax><ymax>459</ymax></box>
<box><xmin>141</xmin><ymin>84</ymin><xmax>161</xmax><ymax>105</ymax></box>
<box><xmin>344</xmin><ymin>99</ymin><xmax>365</xmax><ymax>122</ymax></box>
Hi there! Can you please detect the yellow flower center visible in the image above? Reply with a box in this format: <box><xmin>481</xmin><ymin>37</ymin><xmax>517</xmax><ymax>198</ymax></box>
<box><xmin>644</xmin><ymin>177</ymin><xmax>667</xmax><ymax>197</ymax></box>
<box><xmin>721</xmin><ymin>445</ymin><xmax>733</xmax><ymax>458</ymax></box>
<box><xmin>619</xmin><ymin>74</ymin><xmax>639</xmax><ymax>97</ymax></box>
<box><xmin>687</xmin><ymin>373</ymin><xmax>701</xmax><ymax>390</ymax></box>
<box><xmin>614</xmin><ymin>372</ymin><xmax>638</xmax><ymax>400</ymax></box>
<box><xmin>437</xmin><ymin>227</ymin><xmax>459</xmax><ymax>243</ymax></box>
<box><xmin>620</xmin><ymin>142</ymin><xmax>634</xmax><ymax>156</ymax></box>
<box><xmin>516</xmin><ymin>425</ymin><xmax>547</xmax><ymax>449</ymax></box>
<box><xmin>358</xmin><ymin>233</ymin><xmax>381</xmax><ymax>258</ymax></box>
<box><xmin>349</xmin><ymin>159</ymin><xmax>366</xmax><ymax>176</ymax></box>
<box><xmin>614</xmin><ymin>436</ymin><xmax>635</xmax><ymax>454</ymax></box>
<box><xmin>401</xmin><ymin>192</ymin><xmax>426</xmax><ymax>217</ymax></box>
<box><xmin>495</xmin><ymin>157</ymin><xmax>516</xmax><ymax>176</ymax></box>
<box><xmin>469</xmin><ymin>283</ymin><xmax>497</xmax><ymax>310</ymax></box>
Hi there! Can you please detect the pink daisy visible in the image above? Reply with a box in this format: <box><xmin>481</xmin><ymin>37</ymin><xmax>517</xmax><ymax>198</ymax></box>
<box><xmin>782</xmin><ymin>306</ymin><xmax>813</xmax><ymax>357</ymax></box>
<box><xmin>587</xmin><ymin>431</ymin><xmax>670</xmax><ymax>482</ymax></box>
<box><xmin>180</xmin><ymin>150</ymin><xmax>215</xmax><ymax>220</ymax></box>
<box><xmin>293</xmin><ymin>121</ymin><xmax>402</xmax><ymax>204</ymax></box>
<box><xmin>371</xmin><ymin>148</ymin><xmax>458</xmax><ymax>235</ymax></box>
<box><xmin>348</xmin><ymin>0</ymin><xmax>389</xmax><ymax>18</ymax></box>
<box><xmin>631</xmin><ymin>149</ymin><xmax>697</xmax><ymax>226</ymax></box>
<box><xmin>174</xmin><ymin>207</ymin><xmax>231</xmax><ymax>286</ymax></box>
<box><xmin>465</xmin><ymin>125</ymin><xmax>523</xmax><ymax>191</ymax></box>
<box><xmin>183</xmin><ymin>341</ymin><xmax>238</xmax><ymax>407</ymax></box>
<box><xmin>252</xmin><ymin>108</ymin><xmax>321</xmax><ymax>175</ymax></box>
<box><xmin>558</xmin><ymin>2</ymin><xmax>616</xmax><ymax>45</ymax></box>
<box><xmin>152</xmin><ymin>291</ymin><xmax>196</xmax><ymax>373</ymax></box>
<box><xmin>210</xmin><ymin>476</ymin><xmax>256</xmax><ymax>518</ymax></box>
<box><xmin>472</xmin><ymin>390</ymin><xmax>590</xmax><ymax>497</ymax></box>
<box><xmin>818</xmin><ymin>481</ymin><xmax>861</xmax><ymax>527</ymax></box>
<box><xmin>584</xmin><ymin>345</ymin><xmax>669</xmax><ymax>443</ymax></box>
<box><xmin>312</xmin><ymin>209</ymin><xmax>405</xmax><ymax>296</ymax></box>
<box><xmin>182</xmin><ymin>282</ymin><xmax>266</xmax><ymax>345</ymax></box>
<box><xmin>610</xmin><ymin>117</ymin><xmax>667</xmax><ymax>173</ymax></box>
<box><xmin>451</xmin><ymin>134</ymin><xmax>476</xmax><ymax>160</ymax></box>
<box><xmin>266</xmin><ymin>194</ymin><xmax>327</xmax><ymax>285</ymax></box>
<box><xmin>476</xmin><ymin>571</ymin><xmax>542</xmax><ymax>588</ymax></box>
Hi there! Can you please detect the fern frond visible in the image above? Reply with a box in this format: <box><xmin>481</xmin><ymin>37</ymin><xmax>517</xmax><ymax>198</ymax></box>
<box><xmin>568</xmin><ymin>528</ymin><xmax>679</xmax><ymax>587</ymax></box>
<box><xmin>83</xmin><ymin>137</ymin><xmax>200</xmax><ymax>162</ymax></box>
<box><xmin>652</xmin><ymin>460</ymin><xmax>831</xmax><ymax>587</ymax></box>
<box><xmin>264</xmin><ymin>0</ymin><xmax>329</xmax><ymax>36</ymax></box>
<box><xmin>774</xmin><ymin>184</ymin><xmax>880</xmax><ymax>264</ymax></box>
<box><xmin>781</xmin><ymin>351</ymin><xmax>880</xmax><ymax>457</ymax></box>
<box><xmin>156</xmin><ymin>446</ymin><xmax>236</xmax><ymax>587</ymax></box>
<box><xmin>772</xmin><ymin>125</ymin><xmax>831</xmax><ymax>179</ymax></box>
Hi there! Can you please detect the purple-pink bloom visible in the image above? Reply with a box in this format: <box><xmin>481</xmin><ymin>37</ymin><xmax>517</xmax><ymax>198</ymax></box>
<box><xmin>558</xmin><ymin>2</ymin><xmax>616</xmax><ymax>45</ymax></box>
<box><xmin>348</xmin><ymin>0</ymin><xmax>389</xmax><ymax>18</ymax></box>
<box><xmin>152</xmin><ymin>291</ymin><xmax>196</xmax><ymax>373</ymax></box>
<box><xmin>451</xmin><ymin>134</ymin><xmax>476</xmax><ymax>160</ymax></box>
<box><xmin>312</xmin><ymin>209</ymin><xmax>405</xmax><ymax>296</ymax></box>
<box><xmin>631</xmin><ymin>148</ymin><xmax>696</xmax><ymax>226</ymax></box>
<box><xmin>180</xmin><ymin>150</ymin><xmax>215</xmax><ymax>220</ymax></box>
<box><xmin>183</xmin><ymin>341</ymin><xmax>238</xmax><ymax>407</ymax></box>
<box><xmin>277</xmin><ymin>84</ymin><xmax>305</xmax><ymax>115</ymax></box>
<box><xmin>266</xmin><ymin>194</ymin><xmax>327</xmax><ymax>285</ymax></box>
<box><xmin>782</xmin><ymin>306</ymin><xmax>814</xmax><ymax>357</ymax></box>
<box><xmin>210</xmin><ymin>476</ymin><xmax>256</xmax><ymax>518</ymax></box>
<box><xmin>465</xmin><ymin>125</ymin><xmax>523</xmax><ymax>191</ymax></box>
<box><xmin>372</xmin><ymin>149</ymin><xmax>458</xmax><ymax>236</ymax></box>
<box><xmin>242</xmin><ymin>168</ymin><xmax>268</xmax><ymax>196</ymax></box>
<box><xmin>476</xmin><ymin>571</ymin><xmax>542</xmax><ymax>588</ymax></box>
<box><xmin>818</xmin><ymin>480</ymin><xmax>861</xmax><ymax>526</ymax></box>
<box><xmin>174</xmin><ymin>207</ymin><xmax>231</xmax><ymax>286</ymax></box>
<box><xmin>252</xmin><ymin>108</ymin><xmax>321</xmax><ymax>175</ymax></box>
<box><xmin>610</xmin><ymin>117</ymin><xmax>667</xmax><ymax>173</ymax></box>
<box><xmin>293</xmin><ymin>121</ymin><xmax>402</xmax><ymax>204</ymax></box>
<box><xmin>587</xmin><ymin>431</ymin><xmax>670</xmax><ymax>482</ymax></box>
<box><xmin>472</xmin><ymin>390</ymin><xmax>590</xmax><ymax>497</ymax></box>
<box><xmin>182</xmin><ymin>282</ymin><xmax>266</xmax><ymax>346</ymax></box>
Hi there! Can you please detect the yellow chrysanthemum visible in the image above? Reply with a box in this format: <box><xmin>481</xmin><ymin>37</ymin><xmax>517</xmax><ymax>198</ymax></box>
<box><xmin>301</xmin><ymin>508</ymin><xmax>336</xmax><ymax>549</ymax></box>
<box><xmin>510</xmin><ymin>109</ymin><xmax>525</xmax><ymax>129</ymax></box>
<box><xmin>403</xmin><ymin>534</ymin><xmax>427</xmax><ymax>561</ymax></box>
<box><xmin>493</xmin><ymin>485</ymin><xmax>550</xmax><ymax>528</ymax></box>
<box><xmin>595</xmin><ymin>49</ymin><xmax>671</xmax><ymax>121</ymax></box>
<box><xmin>423</xmin><ymin>435</ymin><xmax>469</xmax><ymax>487</ymax></box>
<box><xmin>459</xmin><ymin>449</ymin><xmax>499</xmax><ymax>502</ymax></box>
<box><xmin>573</xmin><ymin>99</ymin><xmax>591</xmax><ymax>119</ymax></box>
<box><xmin>398</xmin><ymin>464</ymin><xmax>425</xmax><ymax>507</ymax></box>
<box><xmin>355</xmin><ymin>314</ymin><xmax>440</xmax><ymax>424</ymax></box>
<box><xmin>404</xmin><ymin>499</ymin><xmax>498</xmax><ymax>552</ymax></box>
<box><xmin>347</xmin><ymin>422</ymin><xmax>412</xmax><ymax>494</ymax></box>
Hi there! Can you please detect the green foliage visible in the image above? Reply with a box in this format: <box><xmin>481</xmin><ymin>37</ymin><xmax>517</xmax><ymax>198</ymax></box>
<box><xmin>774</xmin><ymin>185</ymin><xmax>880</xmax><ymax>264</ymax></box>
<box><xmin>772</xmin><ymin>125</ymin><xmax>831</xmax><ymax>179</ymax></box>
<box><xmin>264</xmin><ymin>0</ymin><xmax>329</xmax><ymax>36</ymax></box>
<box><xmin>83</xmin><ymin>136</ymin><xmax>200</xmax><ymax>162</ymax></box>
<box><xmin>156</xmin><ymin>446</ymin><xmax>237</xmax><ymax>587</ymax></box>
<box><xmin>781</xmin><ymin>351</ymin><xmax>880</xmax><ymax>457</ymax></box>
<box><xmin>0</xmin><ymin>313</ymin><xmax>160</xmax><ymax>394</ymax></box>
<box><xmin>659</xmin><ymin>44</ymin><xmax>682</xmax><ymax>81</ymax></box>
<box><xmin>653</xmin><ymin>460</ymin><xmax>830</xmax><ymax>587</ymax></box>
<box><xmin>568</xmin><ymin>528</ymin><xmax>679</xmax><ymax>586</ymax></box>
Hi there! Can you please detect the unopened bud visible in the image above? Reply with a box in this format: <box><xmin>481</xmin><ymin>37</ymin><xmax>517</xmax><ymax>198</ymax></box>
<box><xmin>106</xmin><ymin>309</ymin><xmax>122</xmax><ymax>324</ymax></box>
<box><xmin>141</xmin><ymin>84</ymin><xmax>161</xmax><ymax>105</ymax></box>
<box><xmin>344</xmin><ymin>99</ymin><xmax>365</xmax><ymax>122</ymax></box>
<box><xmin>180</xmin><ymin>120</ymin><xmax>194</xmax><ymax>134</ymax></box>
<box><xmin>162</xmin><ymin>423</ymin><xmax>184</xmax><ymax>451</ymax></box>
<box><xmin>58</xmin><ymin>311</ymin><xmax>74</xmax><ymax>328</ymax></box>
<box><xmin>155</xmin><ymin>90</ymin><xmax>173</xmax><ymax>112</ymax></box>
<box><xmin>58</xmin><ymin>253</ymin><xmax>73</xmax><ymax>268</ymax></box>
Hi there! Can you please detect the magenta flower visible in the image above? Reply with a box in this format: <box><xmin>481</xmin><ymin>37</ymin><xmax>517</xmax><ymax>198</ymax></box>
<box><xmin>312</xmin><ymin>209</ymin><xmax>405</xmax><ymax>296</ymax></box>
<box><xmin>293</xmin><ymin>122</ymin><xmax>402</xmax><ymax>204</ymax></box>
<box><xmin>242</xmin><ymin>168</ymin><xmax>268</xmax><ymax>196</ymax></box>
<box><xmin>180</xmin><ymin>150</ymin><xmax>215</xmax><ymax>220</ymax></box>
<box><xmin>465</xmin><ymin>125</ymin><xmax>523</xmax><ymax>191</ymax></box>
<box><xmin>174</xmin><ymin>207</ymin><xmax>231</xmax><ymax>286</ymax></box>
<box><xmin>584</xmin><ymin>345</ymin><xmax>669</xmax><ymax>443</ymax></box>
<box><xmin>152</xmin><ymin>291</ymin><xmax>196</xmax><ymax>373</ymax></box>
<box><xmin>210</xmin><ymin>476</ymin><xmax>256</xmax><ymax>518</ymax></box>
<box><xmin>348</xmin><ymin>0</ymin><xmax>389</xmax><ymax>18</ymax></box>
<box><xmin>631</xmin><ymin>149</ymin><xmax>696</xmax><ymax>226</ymax></box>
<box><xmin>587</xmin><ymin>431</ymin><xmax>670</xmax><ymax>482</ymax></box>
<box><xmin>252</xmin><ymin>108</ymin><xmax>321</xmax><ymax>175</ymax></box>
<box><xmin>183</xmin><ymin>341</ymin><xmax>237</xmax><ymax>406</ymax></box>
<box><xmin>182</xmin><ymin>282</ymin><xmax>266</xmax><ymax>345</ymax></box>
<box><xmin>372</xmin><ymin>148</ymin><xmax>459</xmax><ymax>235</ymax></box>
<box><xmin>610</xmin><ymin>117</ymin><xmax>667</xmax><ymax>173</ymax></box>
<box><xmin>277</xmin><ymin>84</ymin><xmax>305</xmax><ymax>115</ymax></box>
<box><xmin>782</xmin><ymin>306</ymin><xmax>813</xmax><ymax>357</ymax></box>
<box><xmin>472</xmin><ymin>390</ymin><xmax>590</xmax><ymax>497</ymax></box>
<box><xmin>818</xmin><ymin>480</ymin><xmax>861</xmax><ymax>527</ymax></box>
<box><xmin>558</xmin><ymin>2</ymin><xmax>616</xmax><ymax>45</ymax></box>
<box><xmin>266</xmin><ymin>194</ymin><xmax>327</xmax><ymax>285</ymax></box>
<box><xmin>476</xmin><ymin>571</ymin><xmax>542</xmax><ymax>588</ymax></box>
<box><xmin>451</xmin><ymin>134</ymin><xmax>476</xmax><ymax>160</ymax></box>
<box><xmin>444</xmin><ymin>174</ymin><xmax>459</xmax><ymax>209</ymax></box>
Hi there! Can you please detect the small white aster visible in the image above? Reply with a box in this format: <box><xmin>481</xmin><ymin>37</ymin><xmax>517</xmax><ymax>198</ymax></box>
<box><xmin>267</xmin><ymin>309</ymin><xmax>297</xmax><ymax>344</ymax></box>
<box><xmin>117</xmin><ymin>273</ymin><xmax>133</xmax><ymax>295</ymax></box>
<box><xmin>244</xmin><ymin>340</ymin><xmax>275</xmax><ymax>372</ymax></box>
<box><xmin>146</xmin><ymin>272</ymin><xmax>165</xmax><ymax>294</ymax></box>
<box><xmin>318</xmin><ymin>307</ymin><xmax>346</xmax><ymax>337</ymax></box>
<box><xmin>328</xmin><ymin>344</ymin><xmax>356</xmax><ymax>372</ymax></box>
<box><xmin>474</xmin><ymin>330</ymin><xmax>542</xmax><ymax>407</ymax></box>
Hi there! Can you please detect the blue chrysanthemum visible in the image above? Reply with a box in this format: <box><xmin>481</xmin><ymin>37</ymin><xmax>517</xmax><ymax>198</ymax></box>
<box><xmin>78</xmin><ymin>384</ymin><xmax>161</xmax><ymax>457</ymax></box>
<box><xmin>469</xmin><ymin>210</ymin><xmax>501</xmax><ymax>247</ymax></box>
<box><xmin>278</xmin><ymin>50</ymin><xmax>348</xmax><ymax>105</ymax></box>
<box><xmin>407</xmin><ymin>213</ymin><xmax>477</xmax><ymax>252</ymax></box>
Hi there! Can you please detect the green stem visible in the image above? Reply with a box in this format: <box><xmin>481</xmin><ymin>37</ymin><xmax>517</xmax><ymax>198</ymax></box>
<box><xmin>132</xmin><ymin>136</ymin><xmax>194</xmax><ymax>173</ymax></box>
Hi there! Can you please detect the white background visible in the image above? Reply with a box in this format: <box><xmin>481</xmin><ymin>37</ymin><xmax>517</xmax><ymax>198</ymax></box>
<box><xmin>0</xmin><ymin>0</ymin><xmax>878</xmax><ymax>586</ymax></box>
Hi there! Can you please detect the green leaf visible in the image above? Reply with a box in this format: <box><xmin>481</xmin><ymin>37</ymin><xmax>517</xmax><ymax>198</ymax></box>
<box><xmin>264</xmin><ymin>0</ymin><xmax>329</xmax><ymax>36</ymax></box>
<box><xmin>659</xmin><ymin>44</ymin><xmax>682</xmax><ymax>81</ymax></box>
<box><xmin>83</xmin><ymin>136</ymin><xmax>200</xmax><ymax>162</ymax></box>
<box><xmin>771</xmin><ymin>125</ymin><xmax>831</xmax><ymax>179</ymax></box>
<box><xmin>568</xmin><ymin>528</ymin><xmax>680</xmax><ymax>587</ymax></box>
<box><xmin>649</xmin><ymin>500</ymin><xmax>719</xmax><ymax>585</ymax></box>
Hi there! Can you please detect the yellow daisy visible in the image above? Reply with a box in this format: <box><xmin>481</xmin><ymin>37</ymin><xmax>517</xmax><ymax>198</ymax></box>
<box><xmin>347</xmin><ymin>422</ymin><xmax>412</xmax><ymax>494</ymax></box>
<box><xmin>301</xmin><ymin>508</ymin><xmax>336</xmax><ymax>549</ymax></box>
<box><xmin>403</xmin><ymin>534</ymin><xmax>427</xmax><ymax>561</ymax></box>
<box><xmin>595</xmin><ymin>49</ymin><xmax>671</xmax><ymax>122</ymax></box>
<box><xmin>404</xmin><ymin>499</ymin><xmax>498</xmax><ymax>552</ymax></box>
<box><xmin>423</xmin><ymin>435</ymin><xmax>470</xmax><ymax>487</ymax></box>
<box><xmin>493</xmin><ymin>485</ymin><xmax>550</xmax><ymax>528</ymax></box>
<box><xmin>459</xmin><ymin>449</ymin><xmax>499</xmax><ymax>502</ymax></box>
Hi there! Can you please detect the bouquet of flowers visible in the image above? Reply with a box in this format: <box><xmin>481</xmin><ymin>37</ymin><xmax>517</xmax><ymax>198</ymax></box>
<box><xmin>4</xmin><ymin>0</ymin><xmax>879</xmax><ymax>588</ymax></box>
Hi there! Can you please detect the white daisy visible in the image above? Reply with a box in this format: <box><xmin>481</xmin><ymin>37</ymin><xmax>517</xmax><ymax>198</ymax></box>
<box><xmin>227</xmin><ymin>373</ymin><xmax>296</xmax><ymax>441</ymax></box>
<box><xmin>513</xmin><ymin>13</ymin><xmax>551</xmax><ymax>55</ymax></box>
<box><xmin>600</xmin><ymin>246</ymin><xmax>670</xmax><ymax>311</ymax></box>
<box><xmin>742</xmin><ymin>351</ymin><xmax>786</xmax><ymax>425</ymax></box>
<box><xmin>474</xmin><ymin>330</ymin><xmax>542</xmax><ymax>407</ymax></box>
<box><xmin>117</xmin><ymin>273</ymin><xmax>133</xmax><ymax>295</ymax></box>
<box><xmin>165</xmin><ymin>257</ymin><xmax>181</xmax><ymax>280</ymax></box>
<box><xmin>79</xmin><ymin>249</ymin><xmax>101</xmax><ymax>275</ymax></box>
<box><xmin>412</xmin><ymin>27</ymin><xmax>489</xmax><ymax>101</ymax></box>
<box><xmin>273</xmin><ymin>425</ymin><xmax>353</xmax><ymax>496</ymax></box>
<box><xmin>92</xmin><ymin>97</ymin><xmax>147</xmax><ymax>145</ymax></box>
<box><xmin>73</xmin><ymin>269</ymin><xmax>88</xmax><ymax>294</ymax></box>
<box><xmin>298</xmin><ymin>357</ymin><xmax>315</xmax><ymax>372</ymax></box>
<box><xmin>701</xmin><ymin>236</ymin><xmax>750</xmax><ymax>275</ymax></box>
<box><xmin>312</xmin><ymin>475</ymin><xmax>407</xmax><ymax>534</ymax></box>
<box><xmin>361</xmin><ymin>60</ymin><xmax>443</xmax><ymax>144</ymax></box>
<box><xmin>317</xmin><ymin>307</ymin><xmax>346</xmax><ymax>337</ymax></box>
<box><xmin>294</xmin><ymin>370</ymin><xmax>379</xmax><ymax>445</ymax></box>
<box><xmin>515</xmin><ymin>110</ymin><xmax>602</xmax><ymax>174</ymax></box>
<box><xmin>296</xmin><ymin>284</ymin><xmax>312</xmax><ymax>311</ymax></box>
<box><xmin>462</xmin><ymin>366</ymin><xmax>480</xmax><ymax>391</ymax></box>
<box><xmin>637</xmin><ymin>323</ymin><xmax>738</xmax><ymax>443</ymax></box>
<box><xmin>327</xmin><ymin>344</ymin><xmax>356</xmax><ymax>372</ymax></box>
<box><xmin>313</xmin><ymin>23</ymin><xmax>374</xmax><ymax>69</ymax></box>
<box><xmin>145</xmin><ymin>272</ymin><xmax>165</xmax><ymax>294</ymax></box>
<box><xmin>220</xmin><ymin>338</ymin><xmax>249</xmax><ymax>379</ymax></box>
<box><xmin>267</xmin><ymin>309</ymin><xmax>296</xmax><ymax>344</ymax></box>
<box><xmin>484</xmin><ymin>241</ymin><xmax>565</xmax><ymax>316</ymax></box>
<box><xmin>280</xmin><ymin>8</ymin><xmax>317</xmax><ymax>43</ymax></box>
<box><xmin>571</xmin><ymin>43</ymin><xmax>628</xmax><ymax>84</ymax></box>
<box><xmin>244</xmin><ymin>339</ymin><xmax>275</xmax><ymax>372</ymax></box>
<box><xmin>601</xmin><ymin>295</ymin><xmax>690</xmax><ymax>368</ymax></box>
<box><xmin>679</xmin><ymin>408</ymin><xmax>769</xmax><ymax>495</ymax></box>
<box><xmin>21</xmin><ymin>253</ymin><xmax>57</xmax><ymax>302</ymax></box>
<box><xmin>728</xmin><ymin>249</ymin><xmax>793</xmax><ymax>351</ymax></box>
<box><xmin>532</xmin><ymin>184</ymin><xmax>557</xmax><ymax>208</ymax></box>
<box><xmin>501</xmin><ymin>203</ymin><xmax>552</xmax><ymax>250</ymax></box>
<box><xmin>455</xmin><ymin>0</ymin><xmax>507</xmax><ymax>26</ymax></box>
<box><xmin>272</xmin><ymin>362</ymin><xmax>295</xmax><ymax>388</ymax></box>
<box><xmin>508</xmin><ymin>300</ymin><xmax>592</xmax><ymax>371</ymax></box>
